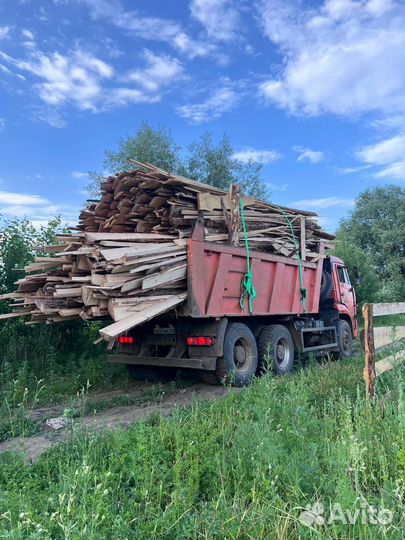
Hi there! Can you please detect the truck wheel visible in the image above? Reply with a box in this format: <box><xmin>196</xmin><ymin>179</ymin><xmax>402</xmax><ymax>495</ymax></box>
<box><xmin>257</xmin><ymin>324</ymin><xmax>295</xmax><ymax>376</ymax></box>
<box><xmin>336</xmin><ymin>320</ymin><xmax>354</xmax><ymax>358</ymax></box>
<box><xmin>202</xmin><ymin>323</ymin><xmax>258</xmax><ymax>387</ymax></box>
<box><xmin>126</xmin><ymin>365</ymin><xmax>174</xmax><ymax>383</ymax></box>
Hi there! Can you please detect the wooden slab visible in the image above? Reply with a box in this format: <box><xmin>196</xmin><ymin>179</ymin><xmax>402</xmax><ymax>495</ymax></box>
<box><xmin>99</xmin><ymin>293</ymin><xmax>187</xmax><ymax>338</ymax></box>
<box><xmin>375</xmin><ymin>350</ymin><xmax>405</xmax><ymax>376</ymax></box>
<box><xmin>372</xmin><ymin>302</ymin><xmax>405</xmax><ymax>317</ymax></box>
<box><xmin>374</xmin><ymin>326</ymin><xmax>405</xmax><ymax>350</ymax></box>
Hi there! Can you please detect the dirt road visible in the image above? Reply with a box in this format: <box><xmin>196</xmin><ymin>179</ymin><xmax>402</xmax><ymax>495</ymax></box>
<box><xmin>0</xmin><ymin>381</ymin><xmax>237</xmax><ymax>462</ymax></box>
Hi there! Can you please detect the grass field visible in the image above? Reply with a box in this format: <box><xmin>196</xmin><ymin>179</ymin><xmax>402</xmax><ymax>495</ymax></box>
<box><xmin>0</xmin><ymin>351</ymin><xmax>404</xmax><ymax>540</ymax></box>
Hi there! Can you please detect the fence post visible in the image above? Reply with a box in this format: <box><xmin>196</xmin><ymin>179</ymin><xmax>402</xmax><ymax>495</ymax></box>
<box><xmin>363</xmin><ymin>303</ymin><xmax>376</xmax><ymax>398</ymax></box>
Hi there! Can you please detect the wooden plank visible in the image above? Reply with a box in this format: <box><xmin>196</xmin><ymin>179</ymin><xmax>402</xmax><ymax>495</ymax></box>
<box><xmin>99</xmin><ymin>293</ymin><xmax>187</xmax><ymax>339</ymax></box>
<box><xmin>300</xmin><ymin>217</ymin><xmax>306</xmax><ymax>261</ymax></box>
<box><xmin>0</xmin><ymin>311</ymin><xmax>31</xmax><ymax>319</ymax></box>
<box><xmin>86</xmin><ymin>232</ymin><xmax>175</xmax><ymax>242</ymax></box>
<box><xmin>363</xmin><ymin>303</ymin><xmax>376</xmax><ymax>398</ymax></box>
<box><xmin>229</xmin><ymin>184</ymin><xmax>240</xmax><ymax>246</ymax></box>
<box><xmin>372</xmin><ymin>302</ymin><xmax>405</xmax><ymax>317</ymax></box>
<box><xmin>129</xmin><ymin>255</ymin><xmax>187</xmax><ymax>275</ymax></box>
<box><xmin>100</xmin><ymin>243</ymin><xmax>176</xmax><ymax>262</ymax></box>
<box><xmin>374</xmin><ymin>326</ymin><xmax>405</xmax><ymax>349</ymax></box>
<box><xmin>58</xmin><ymin>308</ymin><xmax>82</xmax><ymax>316</ymax></box>
<box><xmin>120</xmin><ymin>277</ymin><xmax>144</xmax><ymax>294</ymax></box>
<box><xmin>53</xmin><ymin>288</ymin><xmax>82</xmax><ymax>298</ymax></box>
<box><xmin>141</xmin><ymin>265</ymin><xmax>187</xmax><ymax>291</ymax></box>
<box><xmin>375</xmin><ymin>350</ymin><xmax>405</xmax><ymax>377</ymax></box>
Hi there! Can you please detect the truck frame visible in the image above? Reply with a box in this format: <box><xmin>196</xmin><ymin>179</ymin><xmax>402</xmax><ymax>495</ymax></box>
<box><xmin>110</xmin><ymin>217</ymin><xmax>358</xmax><ymax>386</ymax></box>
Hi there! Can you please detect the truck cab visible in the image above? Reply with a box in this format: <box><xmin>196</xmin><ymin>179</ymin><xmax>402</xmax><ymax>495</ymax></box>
<box><xmin>323</xmin><ymin>255</ymin><xmax>358</xmax><ymax>338</ymax></box>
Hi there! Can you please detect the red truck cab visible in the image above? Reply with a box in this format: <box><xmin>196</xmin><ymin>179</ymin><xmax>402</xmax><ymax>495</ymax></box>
<box><xmin>330</xmin><ymin>256</ymin><xmax>358</xmax><ymax>336</ymax></box>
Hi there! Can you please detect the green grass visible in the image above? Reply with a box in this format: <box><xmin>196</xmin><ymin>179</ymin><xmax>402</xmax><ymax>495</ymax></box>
<box><xmin>0</xmin><ymin>353</ymin><xmax>129</xmax><ymax>442</ymax></box>
<box><xmin>0</xmin><ymin>354</ymin><xmax>404</xmax><ymax>540</ymax></box>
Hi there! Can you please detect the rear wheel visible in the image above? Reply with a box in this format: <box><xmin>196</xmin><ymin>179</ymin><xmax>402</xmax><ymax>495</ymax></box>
<box><xmin>126</xmin><ymin>365</ymin><xmax>174</xmax><ymax>383</ymax></box>
<box><xmin>257</xmin><ymin>324</ymin><xmax>295</xmax><ymax>376</ymax></box>
<box><xmin>201</xmin><ymin>322</ymin><xmax>258</xmax><ymax>387</ymax></box>
<box><xmin>336</xmin><ymin>319</ymin><xmax>354</xmax><ymax>358</ymax></box>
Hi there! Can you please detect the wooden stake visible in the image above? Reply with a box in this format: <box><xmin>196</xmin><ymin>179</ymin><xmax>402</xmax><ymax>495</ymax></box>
<box><xmin>229</xmin><ymin>184</ymin><xmax>240</xmax><ymax>246</ymax></box>
<box><xmin>300</xmin><ymin>217</ymin><xmax>306</xmax><ymax>261</ymax></box>
<box><xmin>363</xmin><ymin>303</ymin><xmax>376</xmax><ymax>398</ymax></box>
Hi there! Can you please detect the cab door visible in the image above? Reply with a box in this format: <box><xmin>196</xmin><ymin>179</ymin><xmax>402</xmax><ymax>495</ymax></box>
<box><xmin>336</xmin><ymin>265</ymin><xmax>357</xmax><ymax>320</ymax></box>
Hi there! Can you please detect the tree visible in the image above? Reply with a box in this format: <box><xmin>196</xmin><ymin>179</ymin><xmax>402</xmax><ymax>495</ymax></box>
<box><xmin>88</xmin><ymin>123</ymin><xmax>270</xmax><ymax>200</ymax></box>
<box><xmin>332</xmin><ymin>234</ymin><xmax>379</xmax><ymax>306</ymax></box>
<box><xmin>88</xmin><ymin>122</ymin><xmax>183</xmax><ymax>195</ymax></box>
<box><xmin>0</xmin><ymin>217</ymin><xmax>62</xmax><ymax>297</ymax></box>
<box><xmin>186</xmin><ymin>132</ymin><xmax>269</xmax><ymax>199</ymax></box>
<box><xmin>336</xmin><ymin>185</ymin><xmax>405</xmax><ymax>302</ymax></box>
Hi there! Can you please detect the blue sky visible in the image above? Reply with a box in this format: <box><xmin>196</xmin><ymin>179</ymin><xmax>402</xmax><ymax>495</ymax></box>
<box><xmin>0</xmin><ymin>0</ymin><xmax>404</xmax><ymax>231</ymax></box>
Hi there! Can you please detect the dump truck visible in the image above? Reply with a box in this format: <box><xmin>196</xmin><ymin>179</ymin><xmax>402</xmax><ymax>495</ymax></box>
<box><xmin>110</xmin><ymin>216</ymin><xmax>358</xmax><ymax>386</ymax></box>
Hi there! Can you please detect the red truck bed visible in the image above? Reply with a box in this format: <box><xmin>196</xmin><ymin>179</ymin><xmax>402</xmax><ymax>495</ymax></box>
<box><xmin>185</xmin><ymin>230</ymin><xmax>324</xmax><ymax>318</ymax></box>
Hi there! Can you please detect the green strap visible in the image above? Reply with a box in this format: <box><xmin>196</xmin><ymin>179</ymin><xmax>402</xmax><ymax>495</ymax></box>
<box><xmin>238</xmin><ymin>199</ymin><xmax>308</xmax><ymax>314</ymax></box>
<box><xmin>239</xmin><ymin>199</ymin><xmax>257</xmax><ymax>314</ymax></box>
<box><xmin>275</xmin><ymin>205</ymin><xmax>308</xmax><ymax>313</ymax></box>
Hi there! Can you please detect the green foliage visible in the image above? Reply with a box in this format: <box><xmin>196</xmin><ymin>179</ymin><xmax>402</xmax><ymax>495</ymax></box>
<box><xmin>88</xmin><ymin>122</ymin><xmax>270</xmax><ymax>200</ymax></box>
<box><xmin>0</xmin><ymin>217</ymin><xmax>116</xmax><ymax>405</ymax></box>
<box><xmin>0</xmin><ymin>217</ymin><xmax>62</xmax><ymax>297</ymax></box>
<box><xmin>337</xmin><ymin>185</ymin><xmax>405</xmax><ymax>302</ymax></box>
<box><xmin>105</xmin><ymin>122</ymin><xmax>183</xmax><ymax>174</ymax></box>
<box><xmin>333</xmin><ymin>234</ymin><xmax>380</xmax><ymax>306</ymax></box>
<box><xmin>186</xmin><ymin>132</ymin><xmax>269</xmax><ymax>199</ymax></box>
<box><xmin>0</xmin><ymin>357</ymin><xmax>404</xmax><ymax>539</ymax></box>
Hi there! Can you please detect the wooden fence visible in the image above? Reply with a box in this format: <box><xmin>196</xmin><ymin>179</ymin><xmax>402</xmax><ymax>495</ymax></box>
<box><xmin>363</xmin><ymin>302</ymin><xmax>405</xmax><ymax>398</ymax></box>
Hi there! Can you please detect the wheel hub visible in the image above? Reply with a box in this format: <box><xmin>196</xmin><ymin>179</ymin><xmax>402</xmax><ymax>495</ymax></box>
<box><xmin>275</xmin><ymin>338</ymin><xmax>290</xmax><ymax>367</ymax></box>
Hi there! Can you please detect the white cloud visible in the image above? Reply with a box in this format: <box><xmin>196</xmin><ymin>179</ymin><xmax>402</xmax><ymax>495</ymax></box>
<box><xmin>30</xmin><ymin>106</ymin><xmax>66</xmax><ymax>128</ymax></box>
<box><xmin>267</xmin><ymin>182</ymin><xmax>288</xmax><ymax>191</ymax></box>
<box><xmin>289</xmin><ymin>196</ymin><xmax>355</xmax><ymax>209</ymax></box>
<box><xmin>126</xmin><ymin>50</ymin><xmax>184</xmax><ymax>93</ymax></box>
<box><xmin>233</xmin><ymin>148</ymin><xmax>281</xmax><ymax>164</ymax></box>
<box><xmin>21</xmin><ymin>29</ymin><xmax>35</xmax><ymax>40</ymax></box>
<box><xmin>1</xmin><ymin>46</ymin><xmax>183</xmax><ymax>118</ymax></box>
<box><xmin>338</xmin><ymin>164</ymin><xmax>371</xmax><ymax>174</ymax></box>
<box><xmin>293</xmin><ymin>146</ymin><xmax>325</xmax><ymax>164</ymax></box>
<box><xmin>79</xmin><ymin>0</ymin><xmax>215</xmax><ymax>59</ymax></box>
<box><xmin>71</xmin><ymin>171</ymin><xmax>89</xmax><ymax>179</ymax></box>
<box><xmin>10</xmin><ymin>49</ymin><xmax>113</xmax><ymax>112</ymax></box>
<box><xmin>21</xmin><ymin>28</ymin><xmax>35</xmax><ymax>49</ymax></box>
<box><xmin>0</xmin><ymin>190</ymin><xmax>80</xmax><ymax>226</ymax></box>
<box><xmin>0</xmin><ymin>191</ymin><xmax>48</xmax><ymax>205</ymax></box>
<box><xmin>190</xmin><ymin>0</ymin><xmax>241</xmax><ymax>42</ymax></box>
<box><xmin>177</xmin><ymin>83</ymin><xmax>240</xmax><ymax>123</ymax></box>
<box><xmin>356</xmin><ymin>133</ymin><xmax>405</xmax><ymax>180</ymax></box>
<box><xmin>258</xmin><ymin>0</ymin><xmax>405</xmax><ymax>117</ymax></box>
<box><xmin>0</xmin><ymin>26</ymin><xmax>11</xmax><ymax>40</ymax></box>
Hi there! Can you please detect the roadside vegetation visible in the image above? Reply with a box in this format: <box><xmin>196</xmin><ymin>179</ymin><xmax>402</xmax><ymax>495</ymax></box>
<box><xmin>0</xmin><ymin>353</ymin><xmax>404</xmax><ymax>540</ymax></box>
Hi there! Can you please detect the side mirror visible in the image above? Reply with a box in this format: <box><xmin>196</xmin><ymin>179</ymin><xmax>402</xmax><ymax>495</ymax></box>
<box><xmin>353</xmin><ymin>266</ymin><xmax>360</xmax><ymax>287</ymax></box>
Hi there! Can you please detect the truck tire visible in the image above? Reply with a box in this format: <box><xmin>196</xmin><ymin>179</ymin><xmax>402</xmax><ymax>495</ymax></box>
<box><xmin>257</xmin><ymin>324</ymin><xmax>295</xmax><ymax>376</ymax></box>
<box><xmin>201</xmin><ymin>323</ymin><xmax>258</xmax><ymax>387</ymax></box>
<box><xmin>336</xmin><ymin>319</ymin><xmax>354</xmax><ymax>358</ymax></box>
<box><xmin>126</xmin><ymin>365</ymin><xmax>174</xmax><ymax>383</ymax></box>
<box><xmin>320</xmin><ymin>269</ymin><xmax>333</xmax><ymax>305</ymax></box>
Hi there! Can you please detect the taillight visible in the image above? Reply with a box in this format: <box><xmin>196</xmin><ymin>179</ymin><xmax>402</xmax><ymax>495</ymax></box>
<box><xmin>187</xmin><ymin>336</ymin><xmax>212</xmax><ymax>346</ymax></box>
<box><xmin>115</xmin><ymin>336</ymin><xmax>134</xmax><ymax>344</ymax></box>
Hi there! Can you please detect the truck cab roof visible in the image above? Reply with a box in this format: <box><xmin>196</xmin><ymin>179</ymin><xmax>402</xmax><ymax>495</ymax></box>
<box><xmin>329</xmin><ymin>255</ymin><xmax>344</xmax><ymax>265</ymax></box>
